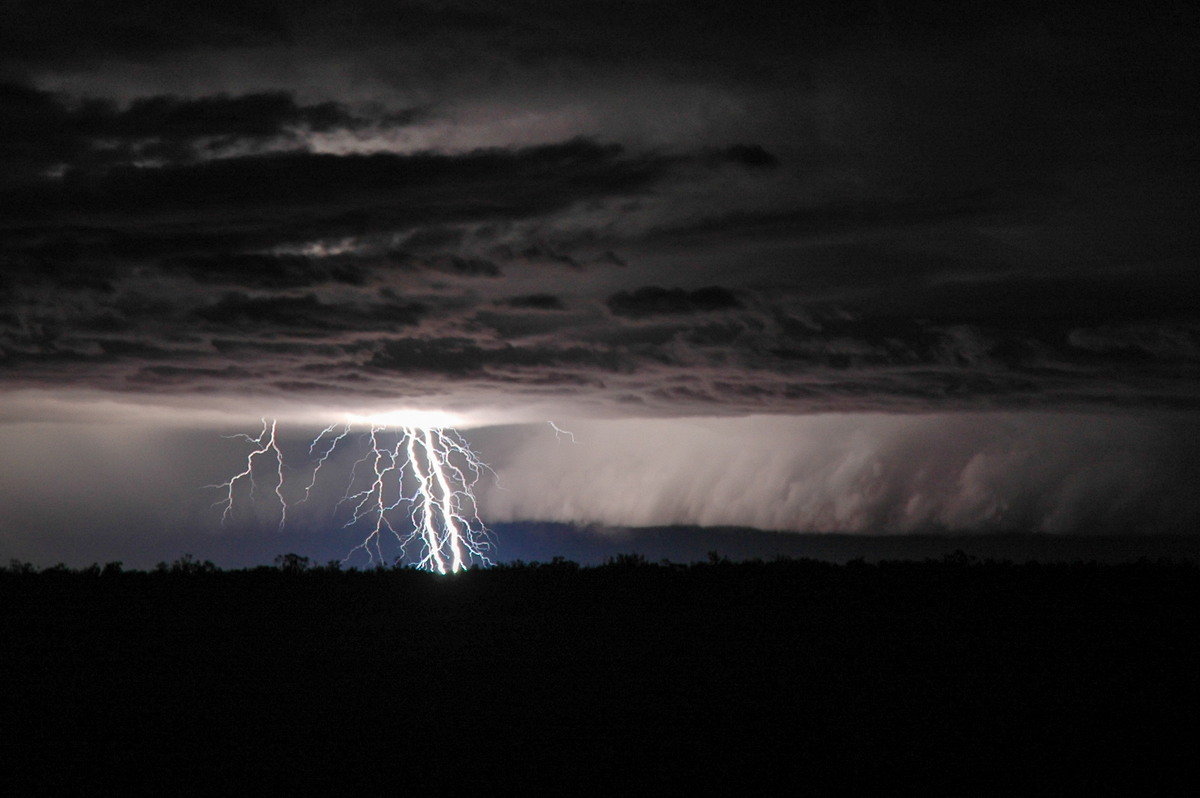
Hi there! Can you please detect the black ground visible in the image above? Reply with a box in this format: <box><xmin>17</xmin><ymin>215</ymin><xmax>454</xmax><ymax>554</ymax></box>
<box><xmin>4</xmin><ymin>554</ymin><xmax>1198</xmax><ymax>795</ymax></box>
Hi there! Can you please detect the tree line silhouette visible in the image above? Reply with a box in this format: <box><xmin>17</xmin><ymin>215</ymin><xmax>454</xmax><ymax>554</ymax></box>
<box><xmin>9</xmin><ymin>546</ymin><xmax>1198</xmax><ymax>576</ymax></box>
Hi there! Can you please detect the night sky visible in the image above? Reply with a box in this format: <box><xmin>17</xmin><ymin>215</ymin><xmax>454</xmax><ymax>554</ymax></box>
<box><xmin>2</xmin><ymin>1</ymin><xmax>1199</xmax><ymax>567</ymax></box>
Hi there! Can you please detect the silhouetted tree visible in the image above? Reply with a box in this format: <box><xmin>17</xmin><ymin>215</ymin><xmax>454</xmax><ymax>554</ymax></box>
<box><xmin>170</xmin><ymin>553</ymin><xmax>217</xmax><ymax>575</ymax></box>
<box><xmin>275</xmin><ymin>553</ymin><xmax>310</xmax><ymax>574</ymax></box>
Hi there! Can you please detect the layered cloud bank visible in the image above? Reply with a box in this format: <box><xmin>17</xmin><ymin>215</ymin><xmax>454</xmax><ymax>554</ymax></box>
<box><xmin>2</xmin><ymin>2</ymin><xmax>1197</xmax><ymax>420</ymax></box>
<box><xmin>482</xmin><ymin>414</ymin><xmax>1200</xmax><ymax>536</ymax></box>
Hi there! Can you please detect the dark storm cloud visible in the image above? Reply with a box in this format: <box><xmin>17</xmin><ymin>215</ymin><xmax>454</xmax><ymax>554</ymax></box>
<box><xmin>390</xmin><ymin>252</ymin><xmax>502</xmax><ymax>278</ymax></box>
<box><xmin>95</xmin><ymin>92</ymin><xmax>368</xmax><ymax>140</ymax></box>
<box><xmin>0</xmin><ymin>141</ymin><xmax>672</xmax><ymax>262</ymax></box>
<box><xmin>367</xmin><ymin>337</ymin><xmax>621</xmax><ymax>377</ymax></box>
<box><xmin>642</xmin><ymin>188</ymin><xmax>1015</xmax><ymax>247</ymax></box>
<box><xmin>191</xmin><ymin>292</ymin><xmax>426</xmax><ymax>332</ymax></box>
<box><xmin>5</xmin><ymin>140</ymin><xmax>627</xmax><ymax>214</ymax></box>
<box><xmin>707</xmin><ymin>145</ymin><xmax>780</xmax><ymax>170</ymax></box>
<box><xmin>0</xmin><ymin>84</ymin><xmax>386</xmax><ymax>183</ymax></box>
<box><xmin>10</xmin><ymin>1</ymin><xmax>472</xmax><ymax>72</ymax></box>
<box><xmin>489</xmin><ymin>243</ymin><xmax>583</xmax><ymax>271</ymax></box>
<box><xmin>0</xmin><ymin>0</ymin><xmax>1197</xmax><ymax>418</ymax></box>
<box><xmin>165</xmin><ymin>253</ymin><xmax>370</xmax><ymax>289</ymax></box>
<box><xmin>4</xmin><ymin>263</ymin><xmax>1200</xmax><ymax>413</ymax></box>
<box><xmin>166</xmin><ymin>248</ymin><xmax>498</xmax><ymax>289</ymax></box>
<box><xmin>0</xmin><ymin>133</ymin><xmax>683</xmax><ymax>391</ymax></box>
<box><xmin>128</xmin><ymin>364</ymin><xmax>255</xmax><ymax>386</ymax></box>
<box><xmin>607</xmin><ymin>286</ymin><xmax>743</xmax><ymax>319</ymax></box>
<box><xmin>0</xmin><ymin>1</ymin><xmax>865</xmax><ymax>71</ymax></box>
<box><xmin>502</xmin><ymin>294</ymin><xmax>566</xmax><ymax>311</ymax></box>
<box><xmin>468</xmin><ymin>309</ymin><xmax>587</xmax><ymax>342</ymax></box>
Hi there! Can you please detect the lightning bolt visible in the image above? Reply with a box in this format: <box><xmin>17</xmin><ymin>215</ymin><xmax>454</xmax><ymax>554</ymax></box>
<box><xmin>208</xmin><ymin>418</ymin><xmax>287</xmax><ymax>530</ymax></box>
<box><xmin>301</xmin><ymin>423</ymin><xmax>351</xmax><ymax>503</ymax></box>
<box><xmin>214</xmin><ymin>420</ymin><xmax>493</xmax><ymax>573</ymax></box>
<box><xmin>548</xmin><ymin>421</ymin><xmax>578</xmax><ymax>443</ymax></box>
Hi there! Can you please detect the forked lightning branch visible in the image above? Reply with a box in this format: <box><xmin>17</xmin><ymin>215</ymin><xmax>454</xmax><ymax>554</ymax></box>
<box><xmin>211</xmin><ymin>419</ymin><xmax>494</xmax><ymax>573</ymax></box>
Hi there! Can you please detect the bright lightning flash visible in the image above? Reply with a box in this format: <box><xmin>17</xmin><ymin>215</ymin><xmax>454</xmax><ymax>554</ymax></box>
<box><xmin>209</xmin><ymin>419</ymin><xmax>288</xmax><ymax>530</ymax></box>
<box><xmin>214</xmin><ymin>419</ymin><xmax>493</xmax><ymax>573</ymax></box>
<box><xmin>548</xmin><ymin>421</ymin><xmax>578</xmax><ymax>443</ymax></box>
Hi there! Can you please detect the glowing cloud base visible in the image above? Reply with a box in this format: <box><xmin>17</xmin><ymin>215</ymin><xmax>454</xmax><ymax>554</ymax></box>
<box><xmin>212</xmin><ymin>420</ymin><xmax>493</xmax><ymax>573</ymax></box>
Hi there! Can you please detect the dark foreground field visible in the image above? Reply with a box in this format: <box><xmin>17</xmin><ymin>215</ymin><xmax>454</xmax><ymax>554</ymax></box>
<box><xmin>4</xmin><ymin>555</ymin><xmax>1199</xmax><ymax>795</ymax></box>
